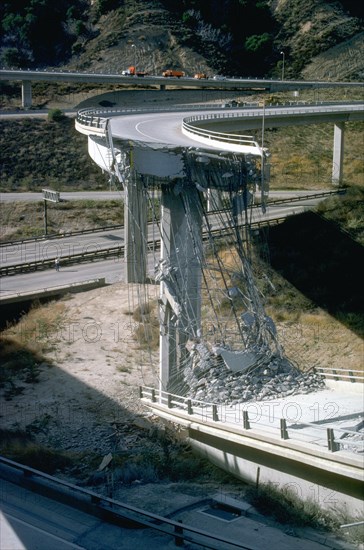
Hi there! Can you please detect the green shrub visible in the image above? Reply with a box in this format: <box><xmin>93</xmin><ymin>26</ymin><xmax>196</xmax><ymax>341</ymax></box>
<box><xmin>246</xmin><ymin>482</ymin><xmax>339</xmax><ymax>529</ymax></box>
<box><xmin>47</xmin><ymin>108</ymin><xmax>66</xmax><ymax>122</ymax></box>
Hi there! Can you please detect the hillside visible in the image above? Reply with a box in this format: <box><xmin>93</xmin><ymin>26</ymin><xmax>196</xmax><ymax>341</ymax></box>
<box><xmin>269</xmin><ymin>0</ymin><xmax>364</xmax><ymax>79</ymax></box>
<box><xmin>1</xmin><ymin>0</ymin><xmax>363</xmax><ymax>80</ymax></box>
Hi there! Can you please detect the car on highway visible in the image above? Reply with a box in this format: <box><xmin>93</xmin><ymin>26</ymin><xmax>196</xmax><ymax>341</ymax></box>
<box><xmin>213</xmin><ymin>75</ymin><xmax>226</xmax><ymax>80</ymax></box>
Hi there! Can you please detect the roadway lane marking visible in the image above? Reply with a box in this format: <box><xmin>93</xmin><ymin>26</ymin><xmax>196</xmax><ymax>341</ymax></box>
<box><xmin>135</xmin><ymin>119</ymin><xmax>172</xmax><ymax>142</ymax></box>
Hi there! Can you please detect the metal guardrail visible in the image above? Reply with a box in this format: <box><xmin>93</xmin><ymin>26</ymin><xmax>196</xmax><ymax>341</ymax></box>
<box><xmin>0</xmin><ymin>455</ymin><xmax>253</xmax><ymax>550</ymax></box>
<box><xmin>0</xmin><ymin>222</ymin><xmax>125</xmax><ymax>248</ymax></box>
<box><xmin>1</xmin><ymin>194</ymin><xmax>347</xmax><ymax>275</ymax></box>
<box><xmin>315</xmin><ymin>367</ymin><xmax>364</xmax><ymax>383</ymax></box>
<box><xmin>0</xmin><ymin>241</ymin><xmax>128</xmax><ymax>276</ymax></box>
<box><xmin>0</xmin><ymin>187</ymin><xmax>348</xmax><ymax>276</ymax></box>
<box><xmin>139</xmin><ymin>386</ymin><xmax>363</xmax><ymax>454</ymax></box>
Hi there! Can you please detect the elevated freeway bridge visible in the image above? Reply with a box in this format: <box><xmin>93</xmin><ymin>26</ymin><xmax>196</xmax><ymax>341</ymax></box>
<box><xmin>1</xmin><ymin>67</ymin><xmax>363</xmax><ymax>108</ymax></box>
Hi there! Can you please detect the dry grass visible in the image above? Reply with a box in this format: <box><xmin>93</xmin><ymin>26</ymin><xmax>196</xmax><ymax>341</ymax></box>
<box><xmin>132</xmin><ymin>301</ymin><xmax>160</xmax><ymax>350</ymax></box>
<box><xmin>0</xmin><ymin>200</ymin><xmax>124</xmax><ymax>242</ymax></box>
<box><xmin>0</xmin><ymin>118</ymin><xmax>105</xmax><ymax>192</ymax></box>
<box><xmin>260</xmin><ymin>121</ymin><xmax>364</xmax><ymax>190</ymax></box>
<box><xmin>0</xmin><ymin>300</ymin><xmax>67</xmax><ymax>399</ymax></box>
<box><xmin>3</xmin><ymin>300</ymin><xmax>66</xmax><ymax>355</ymax></box>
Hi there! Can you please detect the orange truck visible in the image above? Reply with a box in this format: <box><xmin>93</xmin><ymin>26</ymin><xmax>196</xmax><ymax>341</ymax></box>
<box><xmin>162</xmin><ymin>69</ymin><xmax>185</xmax><ymax>78</ymax></box>
<box><xmin>194</xmin><ymin>73</ymin><xmax>208</xmax><ymax>79</ymax></box>
<box><xmin>122</xmin><ymin>66</ymin><xmax>148</xmax><ymax>77</ymax></box>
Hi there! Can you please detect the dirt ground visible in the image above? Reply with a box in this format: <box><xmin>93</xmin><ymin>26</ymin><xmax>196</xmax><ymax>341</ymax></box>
<box><xmin>2</xmin><ymin>283</ymin><xmax>160</xmax><ymax>451</ymax></box>
<box><xmin>1</xmin><ymin>282</ymin><xmax>256</xmax><ymax>516</ymax></box>
<box><xmin>2</xmin><ymin>281</ymin><xmax>362</xmax><ymax>457</ymax></box>
<box><xmin>1</xmin><ymin>281</ymin><xmax>363</xmax><ymax>550</ymax></box>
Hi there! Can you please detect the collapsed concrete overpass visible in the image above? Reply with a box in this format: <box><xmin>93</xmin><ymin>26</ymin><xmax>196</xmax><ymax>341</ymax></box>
<box><xmin>75</xmin><ymin>102</ymin><xmax>364</xmax><ymax>515</ymax></box>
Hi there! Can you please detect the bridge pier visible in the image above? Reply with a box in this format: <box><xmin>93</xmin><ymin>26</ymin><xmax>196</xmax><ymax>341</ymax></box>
<box><xmin>159</xmin><ymin>181</ymin><xmax>202</xmax><ymax>393</ymax></box>
<box><xmin>21</xmin><ymin>80</ymin><xmax>32</xmax><ymax>109</ymax></box>
<box><xmin>124</xmin><ymin>157</ymin><xmax>147</xmax><ymax>284</ymax></box>
<box><xmin>332</xmin><ymin>122</ymin><xmax>345</xmax><ymax>185</ymax></box>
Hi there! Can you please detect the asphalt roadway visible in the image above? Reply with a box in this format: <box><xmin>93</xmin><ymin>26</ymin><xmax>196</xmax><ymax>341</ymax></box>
<box><xmin>1</xmin><ymin>473</ymin><xmax>357</xmax><ymax>550</ymax></box>
<box><xmin>0</xmin><ymin>190</ymin><xmax>331</xmax><ymax>202</ymax></box>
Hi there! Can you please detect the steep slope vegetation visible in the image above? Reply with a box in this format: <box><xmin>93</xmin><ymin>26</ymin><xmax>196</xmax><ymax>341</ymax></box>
<box><xmin>1</xmin><ymin>0</ymin><xmax>363</xmax><ymax>79</ymax></box>
<box><xmin>270</xmin><ymin>0</ymin><xmax>364</xmax><ymax>79</ymax></box>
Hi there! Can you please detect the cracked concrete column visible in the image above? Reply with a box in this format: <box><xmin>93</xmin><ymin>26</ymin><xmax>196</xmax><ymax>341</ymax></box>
<box><xmin>159</xmin><ymin>181</ymin><xmax>202</xmax><ymax>393</ymax></box>
<box><xmin>332</xmin><ymin>122</ymin><xmax>345</xmax><ymax>185</ymax></box>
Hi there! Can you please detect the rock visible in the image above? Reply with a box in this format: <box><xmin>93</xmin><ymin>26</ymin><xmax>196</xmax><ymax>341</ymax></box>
<box><xmin>184</xmin><ymin>345</ymin><xmax>326</xmax><ymax>405</ymax></box>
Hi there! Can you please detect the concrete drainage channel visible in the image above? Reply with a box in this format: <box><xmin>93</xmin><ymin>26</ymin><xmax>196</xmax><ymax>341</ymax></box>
<box><xmin>200</xmin><ymin>496</ymin><xmax>250</xmax><ymax>522</ymax></box>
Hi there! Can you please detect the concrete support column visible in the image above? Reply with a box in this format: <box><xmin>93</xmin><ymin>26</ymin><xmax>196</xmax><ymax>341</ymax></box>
<box><xmin>159</xmin><ymin>182</ymin><xmax>202</xmax><ymax>393</ymax></box>
<box><xmin>332</xmin><ymin>122</ymin><xmax>345</xmax><ymax>185</ymax></box>
<box><xmin>124</xmin><ymin>166</ymin><xmax>147</xmax><ymax>284</ymax></box>
<box><xmin>159</xmin><ymin>301</ymin><xmax>176</xmax><ymax>392</ymax></box>
<box><xmin>21</xmin><ymin>81</ymin><xmax>32</xmax><ymax>109</ymax></box>
<box><xmin>207</xmin><ymin>188</ymin><xmax>223</xmax><ymax>211</ymax></box>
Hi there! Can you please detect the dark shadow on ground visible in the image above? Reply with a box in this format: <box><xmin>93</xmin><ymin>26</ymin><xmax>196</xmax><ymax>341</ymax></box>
<box><xmin>258</xmin><ymin>210</ymin><xmax>364</xmax><ymax>338</ymax></box>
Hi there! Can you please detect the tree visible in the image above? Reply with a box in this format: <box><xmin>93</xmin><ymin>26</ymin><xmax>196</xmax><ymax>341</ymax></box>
<box><xmin>47</xmin><ymin>109</ymin><xmax>65</xmax><ymax>122</ymax></box>
<box><xmin>245</xmin><ymin>33</ymin><xmax>271</xmax><ymax>53</ymax></box>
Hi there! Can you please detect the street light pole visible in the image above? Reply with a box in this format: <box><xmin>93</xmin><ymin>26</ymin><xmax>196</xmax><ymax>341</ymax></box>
<box><xmin>260</xmin><ymin>99</ymin><xmax>266</xmax><ymax>214</ymax></box>
<box><xmin>280</xmin><ymin>51</ymin><xmax>285</xmax><ymax>81</ymax></box>
<box><xmin>131</xmin><ymin>44</ymin><xmax>136</xmax><ymax>74</ymax></box>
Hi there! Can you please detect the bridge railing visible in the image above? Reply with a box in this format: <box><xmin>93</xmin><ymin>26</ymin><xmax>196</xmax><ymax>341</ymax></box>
<box><xmin>139</xmin><ymin>386</ymin><xmax>363</xmax><ymax>455</ymax></box>
<box><xmin>182</xmin><ymin>116</ymin><xmax>261</xmax><ymax>149</ymax></box>
<box><xmin>75</xmin><ymin>101</ymin><xmax>364</xmax><ymax>143</ymax></box>
<box><xmin>315</xmin><ymin>367</ymin><xmax>364</xmax><ymax>383</ymax></box>
<box><xmin>76</xmin><ymin>101</ymin><xmax>364</xmax><ymax>121</ymax></box>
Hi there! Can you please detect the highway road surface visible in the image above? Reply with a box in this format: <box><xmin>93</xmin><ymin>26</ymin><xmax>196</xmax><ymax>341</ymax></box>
<box><xmin>0</xmin><ymin>476</ymin><xmax>179</xmax><ymax>550</ymax></box>
<box><xmin>107</xmin><ymin>103</ymin><xmax>364</xmax><ymax>150</ymax></box>
<box><xmin>0</xmin><ymin>258</ymin><xmax>126</xmax><ymax>298</ymax></box>
<box><xmin>0</xmin><ymin>468</ymin><xmax>342</xmax><ymax>550</ymax></box>
<box><xmin>0</xmin><ymin>195</ymin><xmax>331</xmax><ymax>298</ymax></box>
<box><xmin>0</xmin><ymin>190</ymin><xmax>334</xmax><ymax>203</ymax></box>
<box><xmin>0</xmin><ymin>201</ymin><xmax>322</xmax><ymax>269</ymax></box>
<box><xmin>0</xmin><ymin>191</ymin><xmax>124</xmax><ymax>202</ymax></box>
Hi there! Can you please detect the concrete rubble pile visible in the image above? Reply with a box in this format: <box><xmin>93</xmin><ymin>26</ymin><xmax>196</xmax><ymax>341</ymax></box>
<box><xmin>183</xmin><ymin>341</ymin><xmax>326</xmax><ymax>405</ymax></box>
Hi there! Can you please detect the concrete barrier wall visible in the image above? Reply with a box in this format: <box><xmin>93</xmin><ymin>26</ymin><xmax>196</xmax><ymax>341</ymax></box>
<box><xmin>189</xmin><ymin>432</ymin><xmax>364</xmax><ymax>517</ymax></box>
<box><xmin>143</xmin><ymin>401</ymin><xmax>363</xmax><ymax>516</ymax></box>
